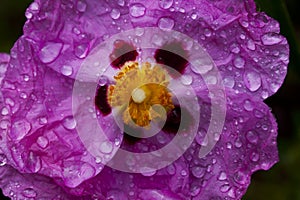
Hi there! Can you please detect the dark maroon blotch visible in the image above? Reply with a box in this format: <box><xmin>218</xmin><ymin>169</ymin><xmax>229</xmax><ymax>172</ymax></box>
<box><xmin>154</xmin><ymin>42</ymin><xmax>189</xmax><ymax>76</ymax></box>
<box><xmin>94</xmin><ymin>85</ymin><xmax>111</xmax><ymax>116</ymax></box>
<box><xmin>110</xmin><ymin>40</ymin><xmax>138</xmax><ymax>68</ymax></box>
<box><xmin>162</xmin><ymin>105</ymin><xmax>192</xmax><ymax>134</ymax></box>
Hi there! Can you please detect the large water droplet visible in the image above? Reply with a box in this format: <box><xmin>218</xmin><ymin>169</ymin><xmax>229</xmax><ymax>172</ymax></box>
<box><xmin>100</xmin><ymin>141</ymin><xmax>113</xmax><ymax>154</ymax></box>
<box><xmin>1</xmin><ymin>107</ymin><xmax>9</xmax><ymax>116</ymax></box>
<box><xmin>61</xmin><ymin>65</ymin><xmax>73</xmax><ymax>76</ymax></box>
<box><xmin>261</xmin><ymin>33</ymin><xmax>283</xmax><ymax>45</ymax></box>
<box><xmin>22</xmin><ymin>188</ymin><xmax>37</xmax><ymax>198</ymax></box>
<box><xmin>11</xmin><ymin>120</ymin><xmax>31</xmax><ymax>140</ymax></box>
<box><xmin>233</xmin><ymin>171</ymin><xmax>247</xmax><ymax>185</ymax></box>
<box><xmin>158</xmin><ymin>17</ymin><xmax>175</xmax><ymax>30</ymax></box>
<box><xmin>110</xmin><ymin>9</ymin><xmax>121</xmax><ymax>20</ymax></box>
<box><xmin>37</xmin><ymin>136</ymin><xmax>49</xmax><ymax>149</ymax></box>
<box><xmin>39</xmin><ymin>42</ymin><xmax>63</xmax><ymax>64</ymax></box>
<box><xmin>29</xmin><ymin>2</ymin><xmax>39</xmax><ymax>11</ymax></box>
<box><xmin>74</xmin><ymin>43</ymin><xmax>89</xmax><ymax>59</ymax></box>
<box><xmin>62</xmin><ymin>116</ymin><xmax>77</xmax><ymax>130</ymax></box>
<box><xmin>244</xmin><ymin>71</ymin><xmax>261</xmax><ymax>92</ymax></box>
<box><xmin>159</xmin><ymin>0</ymin><xmax>173</xmax><ymax>9</ymax></box>
<box><xmin>191</xmin><ymin>58</ymin><xmax>213</xmax><ymax>74</ymax></box>
<box><xmin>130</xmin><ymin>3</ymin><xmax>146</xmax><ymax>17</ymax></box>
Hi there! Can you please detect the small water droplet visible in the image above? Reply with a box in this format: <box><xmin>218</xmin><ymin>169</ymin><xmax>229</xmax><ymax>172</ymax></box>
<box><xmin>0</xmin><ymin>154</ymin><xmax>7</xmax><ymax>166</ymax></box>
<box><xmin>181</xmin><ymin>170</ymin><xmax>187</xmax><ymax>176</ymax></box>
<box><xmin>220</xmin><ymin>184</ymin><xmax>230</xmax><ymax>193</ymax></box>
<box><xmin>159</xmin><ymin>0</ymin><xmax>173</xmax><ymax>9</ymax></box>
<box><xmin>250</xmin><ymin>152</ymin><xmax>260</xmax><ymax>162</ymax></box>
<box><xmin>261</xmin><ymin>33</ymin><xmax>283</xmax><ymax>45</ymax></box>
<box><xmin>37</xmin><ymin>136</ymin><xmax>49</xmax><ymax>149</ymax></box>
<box><xmin>218</xmin><ymin>171</ymin><xmax>227</xmax><ymax>180</ymax></box>
<box><xmin>191</xmin><ymin>166</ymin><xmax>205</xmax><ymax>178</ymax></box>
<box><xmin>98</xmin><ymin>75</ymin><xmax>108</xmax><ymax>86</ymax></box>
<box><xmin>117</xmin><ymin>0</ymin><xmax>125</xmax><ymax>6</ymax></box>
<box><xmin>73</xmin><ymin>27</ymin><xmax>81</xmax><ymax>35</ymax></box>
<box><xmin>38</xmin><ymin>117</ymin><xmax>48</xmax><ymax>125</ymax></box>
<box><xmin>1</xmin><ymin>107</ymin><xmax>9</xmax><ymax>116</ymax></box>
<box><xmin>77</xmin><ymin>0</ymin><xmax>87</xmax><ymax>12</ymax></box>
<box><xmin>191</xmin><ymin>13</ymin><xmax>198</xmax><ymax>20</ymax></box>
<box><xmin>247</xmin><ymin>40</ymin><xmax>256</xmax><ymax>50</ymax></box>
<box><xmin>244</xmin><ymin>71</ymin><xmax>261</xmax><ymax>92</ymax></box>
<box><xmin>100</xmin><ymin>141</ymin><xmax>113</xmax><ymax>154</ymax></box>
<box><xmin>110</xmin><ymin>9</ymin><xmax>121</xmax><ymax>20</ymax></box>
<box><xmin>233</xmin><ymin>57</ymin><xmax>245</xmax><ymax>68</ymax></box>
<box><xmin>39</xmin><ymin>42</ymin><xmax>63</xmax><ymax>64</ymax></box>
<box><xmin>180</xmin><ymin>75</ymin><xmax>193</xmax><ymax>85</ymax></box>
<box><xmin>226</xmin><ymin>142</ymin><xmax>232</xmax><ymax>149</ymax></box>
<box><xmin>243</xmin><ymin>99</ymin><xmax>253</xmax><ymax>111</ymax></box>
<box><xmin>158</xmin><ymin>17</ymin><xmax>175</xmax><ymax>30</ymax></box>
<box><xmin>22</xmin><ymin>188</ymin><xmax>37</xmax><ymax>198</ymax></box>
<box><xmin>234</xmin><ymin>171</ymin><xmax>247</xmax><ymax>185</ymax></box>
<box><xmin>204</xmin><ymin>28</ymin><xmax>212</xmax><ymax>37</ymax></box>
<box><xmin>62</xmin><ymin>116</ymin><xmax>77</xmax><ymax>130</ymax></box>
<box><xmin>130</xmin><ymin>3</ymin><xmax>146</xmax><ymax>17</ymax></box>
<box><xmin>74</xmin><ymin>43</ymin><xmax>89</xmax><ymax>59</ymax></box>
<box><xmin>246</xmin><ymin>130</ymin><xmax>258</xmax><ymax>144</ymax></box>
<box><xmin>234</xmin><ymin>138</ymin><xmax>242</xmax><ymax>148</ymax></box>
<box><xmin>61</xmin><ymin>65</ymin><xmax>73</xmax><ymax>76</ymax></box>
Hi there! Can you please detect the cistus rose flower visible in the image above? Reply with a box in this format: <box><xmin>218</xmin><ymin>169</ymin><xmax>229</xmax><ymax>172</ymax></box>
<box><xmin>0</xmin><ymin>0</ymin><xmax>289</xmax><ymax>199</ymax></box>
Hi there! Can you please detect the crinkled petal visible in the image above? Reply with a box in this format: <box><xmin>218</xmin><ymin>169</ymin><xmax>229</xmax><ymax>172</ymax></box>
<box><xmin>1</xmin><ymin>37</ymin><xmax>120</xmax><ymax>188</ymax></box>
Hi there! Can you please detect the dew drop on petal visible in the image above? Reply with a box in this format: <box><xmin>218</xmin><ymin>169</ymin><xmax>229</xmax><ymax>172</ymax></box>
<box><xmin>60</xmin><ymin>65</ymin><xmax>73</xmax><ymax>76</ymax></box>
<box><xmin>110</xmin><ymin>9</ymin><xmax>121</xmax><ymax>20</ymax></box>
<box><xmin>77</xmin><ymin>0</ymin><xmax>87</xmax><ymax>12</ymax></box>
<box><xmin>246</xmin><ymin>130</ymin><xmax>258</xmax><ymax>144</ymax></box>
<box><xmin>100</xmin><ymin>141</ymin><xmax>113</xmax><ymax>154</ymax></box>
<box><xmin>180</xmin><ymin>75</ymin><xmax>193</xmax><ymax>85</ymax></box>
<box><xmin>37</xmin><ymin>136</ymin><xmax>49</xmax><ymax>149</ymax></box>
<box><xmin>62</xmin><ymin>116</ymin><xmax>77</xmax><ymax>130</ymax></box>
<box><xmin>74</xmin><ymin>43</ymin><xmax>89</xmax><ymax>59</ymax></box>
<box><xmin>11</xmin><ymin>120</ymin><xmax>31</xmax><ymax>140</ymax></box>
<box><xmin>22</xmin><ymin>188</ymin><xmax>37</xmax><ymax>198</ymax></box>
<box><xmin>191</xmin><ymin>13</ymin><xmax>198</xmax><ymax>20</ymax></box>
<box><xmin>130</xmin><ymin>3</ymin><xmax>146</xmax><ymax>18</ymax></box>
<box><xmin>233</xmin><ymin>57</ymin><xmax>245</xmax><ymax>68</ymax></box>
<box><xmin>250</xmin><ymin>152</ymin><xmax>260</xmax><ymax>162</ymax></box>
<box><xmin>159</xmin><ymin>0</ymin><xmax>173</xmax><ymax>9</ymax></box>
<box><xmin>158</xmin><ymin>17</ymin><xmax>175</xmax><ymax>30</ymax></box>
<box><xmin>1</xmin><ymin>107</ymin><xmax>9</xmax><ymax>116</ymax></box>
<box><xmin>220</xmin><ymin>184</ymin><xmax>230</xmax><ymax>193</ymax></box>
<box><xmin>191</xmin><ymin>58</ymin><xmax>213</xmax><ymax>74</ymax></box>
<box><xmin>218</xmin><ymin>171</ymin><xmax>227</xmax><ymax>180</ymax></box>
<box><xmin>247</xmin><ymin>40</ymin><xmax>256</xmax><ymax>50</ymax></box>
<box><xmin>244</xmin><ymin>71</ymin><xmax>262</xmax><ymax>92</ymax></box>
<box><xmin>243</xmin><ymin>99</ymin><xmax>253</xmax><ymax>111</ymax></box>
<box><xmin>0</xmin><ymin>154</ymin><xmax>7</xmax><ymax>166</ymax></box>
<box><xmin>261</xmin><ymin>33</ymin><xmax>283</xmax><ymax>45</ymax></box>
<box><xmin>191</xmin><ymin>166</ymin><xmax>205</xmax><ymax>178</ymax></box>
<box><xmin>39</xmin><ymin>42</ymin><xmax>63</xmax><ymax>64</ymax></box>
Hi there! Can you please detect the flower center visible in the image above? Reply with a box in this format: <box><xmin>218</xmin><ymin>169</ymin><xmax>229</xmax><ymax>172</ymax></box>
<box><xmin>108</xmin><ymin>61</ymin><xmax>174</xmax><ymax>127</ymax></box>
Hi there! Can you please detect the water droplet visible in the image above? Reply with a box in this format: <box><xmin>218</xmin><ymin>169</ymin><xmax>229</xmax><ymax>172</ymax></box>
<box><xmin>29</xmin><ymin>2</ymin><xmax>39</xmax><ymax>11</ymax></box>
<box><xmin>77</xmin><ymin>0</ymin><xmax>87</xmax><ymax>12</ymax></box>
<box><xmin>61</xmin><ymin>65</ymin><xmax>73</xmax><ymax>76</ymax></box>
<box><xmin>37</xmin><ymin>136</ymin><xmax>49</xmax><ymax>149</ymax></box>
<box><xmin>218</xmin><ymin>171</ymin><xmax>227</xmax><ymax>180</ymax></box>
<box><xmin>39</xmin><ymin>42</ymin><xmax>63</xmax><ymax>63</ymax></box>
<box><xmin>244</xmin><ymin>71</ymin><xmax>261</xmax><ymax>92</ymax></box>
<box><xmin>220</xmin><ymin>184</ymin><xmax>230</xmax><ymax>193</ymax></box>
<box><xmin>191</xmin><ymin>58</ymin><xmax>213</xmax><ymax>74</ymax></box>
<box><xmin>110</xmin><ymin>9</ymin><xmax>121</xmax><ymax>20</ymax></box>
<box><xmin>1</xmin><ymin>107</ymin><xmax>9</xmax><ymax>116</ymax></box>
<box><xmin>180</xmin><ymin>75</ymin><xmax>193</xmax><ymax>85</ymax></box>
<box><xmin>0</xmin><ymin>154</ymin><xmax>7</xmax><ymax>166</ymax></box>
<box><xmin>234</xmin><ymin>171</ymin><xmax>247</xmax><ymax>185</ymax></box>
<box><xmin>181</xmin><ymin>170</ymin><xmax>187</xmax><ymax>176</ymax></box>
<box><xmin>100</xmin><ymin>141</ymin><xmax>113</xmax><ymax>154</ymax></box>
<box><xmin>25</xmin><ymin>11</ymin><xmax>33</xmax><ymax>19</ymax></box>
<box><xmin>73</xmin><ymin>27</ymin><xmax>81</xmax><ymax>35</ymax></box>
<box><xmin>159</xmin><ymin>0</ymin><xmax>173</xmax><ymax>9</ymax></box>
<box><xmin>130</xmin><ymin>3</ymin><xmax>146</xmax><ymax>17</ymax></box>
<box><xmin>226</xmin><ymin>142</ymin><xmax>232</xmax><ymax>149</ymax></box>
<box><xmin>22</xmin><ymin>188</ymin><xmax>37</xmax><ymax>198</ymax></box>
<box><xmin>11</xmin><ymin>120</ymin><xmax>31</xmax><ymax>140</ymax></box>
<box><xmin>250</xmin><ymin>152</ymin><xmax>260</xmax><ymax>162</ymax></box>
<box><xmin>74</xmin><ymin>43</ymin><xmax>89</xmax><ymax>59</ymax></box>
<box><xmin>247</xmin><ymin>40</ymin><xmax>256</xmax><ymax>50</ymax></box>
<box><xmin>166</xmin><ymin>164</ymin><xmax>176</xmax><ymax>175</ymax></box>
<box><xmin>204</xmin><ymin>28</ymin><xmax>212</xmax><ymax>37</ymax></box>
<box><xmin>191</xmin><ymin>166</ymin><xmax>205</xmax><ymax>178</ymax></box>
<box><xmin>158</xmin><ymin>17</ymin><xmax>175</xmax><ymax>30</ymax></box>
<box><xmin>62</xmin><ymin>116</ymin><xmax>77</xmax><ymax>130</ymax></box>
<box><xmin>118</xmin><ymin>0</ymin><xmax>125</xmax><ymax>6</ymax></box>
<box><xmin>223</xmin><ymin>77</ymin><xmax>235</xmax><ymax>88</ymax></box>
<box><xmin>246</xmin><ymin>130</ymin><xmax>258</xmax><ymax>144</ymax></box>
<box><xmin>261</xmin><ymin>33</ymin><xmax>283</xmax><ymax>45</ymax></box>
<box><xmin>191</xmin><ymin>13</ymin><xmax>198</xmax><ymax>20</ymax></box>
<box><xmin>233</xmin><ymin>57</ymin><xmax>245</xmax><ymax>68</ymax></box>
<box><xmin>243</xmin><ymin>99</ymin><xmax>253</xmax><ymax>111</ymax></box>
<box><xmin>234</xmin><ymin>138</ymin><xmax>242</xmax><ymax>148</ymax></box>
<box><xmin>98</xmin><ymin>75</ymin><xmax>108</xmax><ymax>86</ymax></box>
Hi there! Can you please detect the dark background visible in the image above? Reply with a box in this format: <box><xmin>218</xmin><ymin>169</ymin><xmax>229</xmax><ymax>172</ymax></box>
<box><xmin>0</xmin><ymin>0</ymin><xmax>299</xmax><ymax>199</ymax></box>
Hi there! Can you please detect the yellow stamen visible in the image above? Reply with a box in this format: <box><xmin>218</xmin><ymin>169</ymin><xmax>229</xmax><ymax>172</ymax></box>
<box><xmin>108</xmin><ymin>61</ymin><xmax>174</xmax><ymax>127</ymax></box>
